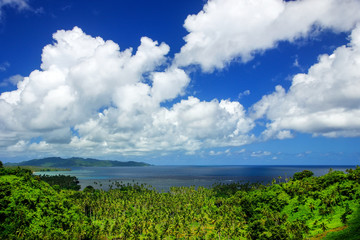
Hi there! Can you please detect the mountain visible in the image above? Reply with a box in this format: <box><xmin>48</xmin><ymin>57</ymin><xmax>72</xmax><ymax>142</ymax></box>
<box><xmin>6</xmin><ymin>157</ymin><xmax>151</xmax><ymax>168</ymax></box>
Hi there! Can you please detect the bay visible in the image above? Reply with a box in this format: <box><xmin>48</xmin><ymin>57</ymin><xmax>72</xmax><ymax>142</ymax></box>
<box><xmin>34</xmin><ymin>165</ymin><xmax>356</xmax><ymax>192</ymax></box>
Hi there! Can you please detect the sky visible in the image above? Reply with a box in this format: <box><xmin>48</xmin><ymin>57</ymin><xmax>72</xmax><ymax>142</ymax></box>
<box><xmin>1</xmin><ymin>0</ymin><xmax>360</xmax><ymax>165</ymax></box>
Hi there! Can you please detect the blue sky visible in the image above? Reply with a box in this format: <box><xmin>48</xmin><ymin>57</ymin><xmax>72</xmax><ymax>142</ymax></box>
<box><xmin>1</xmin><ymin>0</ymin><xmax>360</xmax><ymax>165</ymax></box>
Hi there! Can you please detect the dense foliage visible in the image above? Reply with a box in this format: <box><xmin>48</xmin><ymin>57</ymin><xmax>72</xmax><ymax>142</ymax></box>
<box><xmin>1</xmin><ymin>162</ymin><xmax>359</xmax><ymax>239</ymax></box>
<box><xmin>39</xmin><ymin>174</ymin><xmax>81</xmax><ymax>191</ymax></box>
<box><xmin>0</xmin><ymin>167</ymin><xmax>95</xmax><ymax>239</ymax></box>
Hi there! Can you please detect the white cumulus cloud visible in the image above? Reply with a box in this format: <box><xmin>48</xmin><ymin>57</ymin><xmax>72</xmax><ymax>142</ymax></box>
<box><xmin>0</xmin><ymin>27</ymin><xmax>255</xmax><ymax>157</ymax></box>
<box><xmin>175</xmin><ymin>0</ymin><xmax>360</xmax><ymax>72</ymax></box>
<box><xmin>251</xmin><ymin>25</ymin><xmax>360</xmax><ymax>138</ymax></box>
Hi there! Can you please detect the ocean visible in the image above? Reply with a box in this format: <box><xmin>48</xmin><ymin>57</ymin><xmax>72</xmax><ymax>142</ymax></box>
<box><xmin>34</xmin><ymin>165</ymin><xmax>356</xmax><ymax>192</ymax></box>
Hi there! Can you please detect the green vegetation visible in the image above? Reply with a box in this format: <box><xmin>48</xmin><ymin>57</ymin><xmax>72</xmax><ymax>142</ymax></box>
<box><xmin>1</xmin><ymin>162</ymin><xmax>359</xmax><ymax>239</ymax></box>
<box><xmin>4</xmin><ymin>165</ymin><xmax>70</xmax><ymax>172</ymax></box>
<box><xmin>322</xmin><ymin>207</ymin><xmax>360</xmax><ymax>240</ymax></box>
<box><xmin>0</xmin><ymin>166</ymin><xmax>94</xmax><ymax>239</ymax></box>
<box><xmin>39</xmin><ymin>175</ymin><xmax>81</xmax><ymax>191</ymax></box>
<box><xmin>293</xmin><ymin>169</ymin><xmax>314</xmax><ymax>180</ymax></box>
<box><xmin>5</xmin><ymin>157</ymin><xmax>151</xmax><ymax>168</ymax></box>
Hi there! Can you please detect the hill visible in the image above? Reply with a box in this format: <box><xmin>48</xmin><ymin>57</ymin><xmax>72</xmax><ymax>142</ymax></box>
<box><xmin>1</xmin><ymin>165</ymin><xmax>359</xmax><ymax>239</ymax></box>
<box><xmin>5</xmin><ymin>157</ymin><xmax>151</xmax><ymax>168</ymax></box>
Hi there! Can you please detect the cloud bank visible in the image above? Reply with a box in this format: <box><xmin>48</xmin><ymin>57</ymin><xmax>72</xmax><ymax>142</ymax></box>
<box><xmin>0</xmin><ymin>27</ymin><xmax>254</xmax><ymax>156</ymax></box>
<box><xmin>1</xmin><ymin>0</ymin><xmax>360</xmax><ymax>159</ymax></box>
<box><xmin>175</xmin><ymin>0</ymin><xmax>360</xmax><ymax>72</ymax></box>
<box><xmin>251</xmin><ymin>25</ymin><xmax>360</xmax><ymax>139</ymax></box>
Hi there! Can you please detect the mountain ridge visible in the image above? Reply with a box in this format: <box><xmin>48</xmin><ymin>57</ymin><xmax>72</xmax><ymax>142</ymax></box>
<box><xmin>5</xmin><ymin>157</ymin><xmax>151</xmax><ymax>168</ymax></box>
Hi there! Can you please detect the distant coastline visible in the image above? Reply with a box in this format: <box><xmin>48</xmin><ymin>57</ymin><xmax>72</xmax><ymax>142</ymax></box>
<box><xmin>5</xmin><ymin>165</ymin><xmax>70</xmax><ymax>172</ymax></box>
<box><xmin>4</xmin><ymin>157</ymin><xmax>151</xmax><ymax>168</ymax></box>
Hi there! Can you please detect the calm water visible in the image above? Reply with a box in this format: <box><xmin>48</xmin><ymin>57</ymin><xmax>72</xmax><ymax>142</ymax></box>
<box><xmin>34</xmin><ymin>165</ymin><xmax>356</xmax><ymax>191</ymax></box>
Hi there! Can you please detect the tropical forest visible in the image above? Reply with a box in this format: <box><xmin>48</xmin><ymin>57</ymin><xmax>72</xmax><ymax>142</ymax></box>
<box><xmin>0</xmin><ymin>161</ymin><xmax>359</xmax><ymax>239</ymax></box>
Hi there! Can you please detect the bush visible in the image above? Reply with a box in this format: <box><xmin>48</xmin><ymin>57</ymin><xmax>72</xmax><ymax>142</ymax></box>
<box><xmin>0</xmin><ymin>174</ymin><xmax>96</xmax><ymax>239</ymax></box>
<box><xmin>39</xmin><ymin>174</ymin><xmax>81</xmax><ymax>191</ymax></box>
<box><xmin>293</xmin><ymin>170</ymin><xmax>314</xmax><ymax>180</ymax></box>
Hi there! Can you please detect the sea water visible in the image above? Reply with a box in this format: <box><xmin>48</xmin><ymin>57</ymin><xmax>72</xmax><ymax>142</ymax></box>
<box><xmin>34</xmin><ymin>165</ymin><xmax>356</xmax><ymax>191</ymax></box>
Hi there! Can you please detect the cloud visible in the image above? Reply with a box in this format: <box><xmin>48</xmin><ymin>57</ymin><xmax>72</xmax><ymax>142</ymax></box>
<box><xmin>293</xmin><ymin>57</ymin><xmax>300</xmax><ymax>68</ymax></box>
<box><xmin>0</xmin><ymin>74</ymin><xmax>23</xmax><ymax>87</ymax></box>
<box><xmin>251</xmin><ymin>151</ymin><xmax>271</xmax><ymax>157</ymax></box>
<box><xmin>0</xmin><ymin>61</ymin><xmax>10</xmax><ymax>71</ymax></box>
<box><xmin>2</xmin><ymin>0</ymin><xmax>360</xmax><ymax>160</ymax></box>
<box><xmin>0</xmin><ymin>0</ymin><xmax>29</xmax><ymax>9</ymax></box>
<box><xmin>151</xmin><ymin>67</ymin><xmax>190</xmax><ymax>103</ymax></box>
<box><xmin>71</xmin><ymin>96</ymin><xmax>255</xmax><ymax>155</ymax></box>
<box><xmin>238</xmin><ymin>90</ymin><xmax>250</xmax><ymax>99</ymax></box>
<box><xmin>251</xmin><ymin>24</ymin><xmax>360</xmax><ymax>138</ymax></box>
<box><xmin>209</xmin><ymin>150</ymin><xmax>220</xmax><ymax>156</ymax></box>
<box><xmin>0</xmin><ymin>0</ymin><xmax>30</xmax><ymax>18</ymax></box>
<box><xmin>0</xmin><ymin>27</ymin><xmax>254</xmax><ymax>157</ymax></box>
<box><xmin>175</xmin><ymin>0</ymin><xmax>360</xmax><ymax>72</ymax></box>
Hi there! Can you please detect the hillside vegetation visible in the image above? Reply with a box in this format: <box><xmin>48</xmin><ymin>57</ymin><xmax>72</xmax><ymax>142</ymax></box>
<box><xmin>0</xmin><ymin>163</ymin><xmax>359</xmax><ymax>239</ymax></box>
<box><xmin>4</xmin><ymin>165</ymin><xmax>70</xmax><ymax>172</ymax></box>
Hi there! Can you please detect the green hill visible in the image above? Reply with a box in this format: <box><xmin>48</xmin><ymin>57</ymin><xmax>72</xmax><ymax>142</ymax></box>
<box><xmin>5</xmin><ymin>157</ymin><xmax>151</xmax><ymax>168</ymax></box>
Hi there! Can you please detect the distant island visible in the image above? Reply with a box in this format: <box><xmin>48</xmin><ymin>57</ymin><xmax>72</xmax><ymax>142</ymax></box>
<box><xmin>5</xmin><ymin>157</ymin><xmax>151</xmax><ymax>168</ymax></box>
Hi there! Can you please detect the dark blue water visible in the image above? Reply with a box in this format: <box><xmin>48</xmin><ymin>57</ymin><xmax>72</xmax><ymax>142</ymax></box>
<box><xmin>34</xmin><ymin>165</ymin><xmax>356</xmax><ymax>191</ymax></box>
